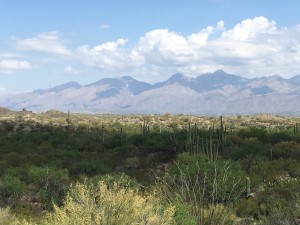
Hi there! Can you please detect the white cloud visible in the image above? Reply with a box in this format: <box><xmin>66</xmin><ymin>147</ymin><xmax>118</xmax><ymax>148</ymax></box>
<box><xmin>99</xmin><ymin>23</ymin><xmax>110</xmax><ymax>29</ymax></box>
<box><xmin>136</xmin><ymin>29</ymin><xmax>192</xmax><ymax>66</ymax></box>
<box><xmin>0</xmin><ymin>53</ymin><xmax>24</xmax><ymax>58</ymax></box>
<box><xmin>9</xmin><ymin>17</ymin><xmax>300</xmax><ymax>79</ymax></box>
<box><xmin>130</xmin><ymin>17</ymin><xmax>300</xmax><ymax>78</ymax></box>
<box><xmin>0</xmin><ymin>59</ymin><xmax>31</xmax><ymax>73</ymax></box>
<box><xmin>15</xmin><ymin>32</ymin><xmax>71</xmax><ymax>55</ymax></box>
<box><xmin>134</xmin><ymin>21</ymin><xmax>226</xmax><ymax>69</ymax></box>
<box><xmin>76</xmin><ymin>38</ymin><xmax>144</xmax><ymax>73</ymax></box>
<box><xmin>188</xmin><ymin>21</ymin><xmax>224</xmax><ymax>46</ymax></box>
<box><xmin>70</xmin><ymin>17</ymin><xmax>300</xmax><ymax>79</ymax></box>
<box><xmin>221</xmin><ymin>16</ymin><xmax>276</xmax><ymax>40</ymax></box>
<box><xmin>64</xmin><ymin>66</ymin><xmax>83</xmax><ymax>74</ymax></box>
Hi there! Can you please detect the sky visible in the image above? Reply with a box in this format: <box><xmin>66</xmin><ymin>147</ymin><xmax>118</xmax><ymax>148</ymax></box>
<box><xmin>0</xmin><ymin>0</ymin><xmax>300</xmax><ymax>94</ymax></box>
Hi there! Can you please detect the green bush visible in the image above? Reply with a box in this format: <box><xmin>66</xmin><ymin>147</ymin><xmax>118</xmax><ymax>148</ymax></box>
<box><xmin>166</xmin><ymin>153</ymin><xmax>245</xmax><ymax>203</ymax></box>
<box><xmin>25</xmin><ymin>166</ymin><xmax>69</xmax><ymax>209</ymax></box>
<box><xmin>173</xmin><ymin>201</ymin><xmax>196</xmax><ymax>225</ymax></box>
<box><xmin>272</xmin><ymin>141</ymin><xmax>300</xmax><ymax>159</ymax></box>
<box><xmin>231</xmin><ymin>137</ymin><xmax>267</xmax><ymax>161</ymax></box>
<box><xmin>0</xmin><ymin>207</ymin><xmax>20</xmax><ymax>225</ymax></box>
<box><xmin>236</xmin><ymin>198</ymin><xmax>260</xmax><ymax>218</ymax></box>
<box><xmin>157</xmin><ymin>153</ymin><xmax>244</xmax><ymax>225</ymax></box>
<box><xmin>0</xmin><ymin>174</ymin><xmax>26</xmax><ymax>205</ymax></box>
<box><xmin>41</xmin><ymin>179</ymin><xmax>174</xmax><ymax>225</ymax></box>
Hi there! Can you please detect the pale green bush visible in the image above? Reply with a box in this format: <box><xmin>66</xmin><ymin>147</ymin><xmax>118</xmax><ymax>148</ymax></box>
<box><xmin>0</xmin><ymin>207</ymin><xmax>20</xmax><ymax>225</ymax></box>
<box><xmin>41</xmin><ymin>180</ymin><xmax>175</xmax><ymax>225</ymax></box>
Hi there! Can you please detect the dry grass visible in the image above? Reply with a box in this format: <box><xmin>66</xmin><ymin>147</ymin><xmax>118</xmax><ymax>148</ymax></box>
<box><xmin>0</xmin><ymin>107</ymin><xmax>298</xmax><ymax>133</ymax></box>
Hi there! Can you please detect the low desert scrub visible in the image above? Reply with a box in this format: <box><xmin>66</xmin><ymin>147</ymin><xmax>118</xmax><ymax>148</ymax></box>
<box><xmin>11</xmin><ymin>178</ymin><xmax>174</xmax><ymax>225</ymax></box>
<box><xmin>0</xmin><ymin>207</ymin><xmax>20</xmax><ymax>225</ymax></box>
<box><xmin>40</xmin><ymin>179</ymin><xmax>175</xmax><ymax>225</ymax></box>
<box><xmin>155</xmin><ymin>153</ymin><xmax>244</xmax><ymax>225</ymax></box>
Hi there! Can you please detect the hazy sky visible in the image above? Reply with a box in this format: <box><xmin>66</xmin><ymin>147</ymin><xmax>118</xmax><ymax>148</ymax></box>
<box><xmin>0</xmin><ymin>0</ymin><xmax>300</xmax><ymax>93</ymax></box>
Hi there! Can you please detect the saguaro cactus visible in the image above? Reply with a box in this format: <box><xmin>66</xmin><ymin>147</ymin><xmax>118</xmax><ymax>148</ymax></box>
<box><xmin>66</xmin><ymin>110</ymin><xmax>71</xmax><ymax>125</ymax></box>
<box><xmin>246</xmin><ymin>177</ymin><xmax>251</xmax><ymax>197</ymax></box>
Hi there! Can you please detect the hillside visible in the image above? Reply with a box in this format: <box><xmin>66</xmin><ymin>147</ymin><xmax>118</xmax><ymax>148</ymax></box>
<box><xmin>1</xmin><ymin>70</ymin><xmax>300</xmax><ymax>115</ymax></box>
<box><xmin>0</xmin><ymin>112</ymin><xmax>300</xmax><ymax>224</ymax></box>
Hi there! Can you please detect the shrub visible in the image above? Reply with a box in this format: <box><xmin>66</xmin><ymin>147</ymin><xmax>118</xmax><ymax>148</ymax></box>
<box><xmin>156</xmin><ymin>153</ymin><xmax>244</xmax><ymax>225</ymax></box>
<box><xmin>0</xmin><ymin>174</ymin><xmax>26</xmax><ymax>205</ymax></box>
<box><xmin>0</xmin><ymin>207</ymin><xmax>20</xmax><ymax>225</ymax></box>
<box><xmin>173</xmin><ymin>201</ymin><xmax>196</xmax><ymax>225</ymax></box>
<box><xmin>42</xmin><ymin>179</ymin><xmax>175</xmax><ymax>225</ymax></box>
<box><xmin>87</xmin><ymin>173</ymin><xmax>139</xmax><ymax>190</ymax></box>
<box><xmin>165</xmin><ymin>153</ymin><xmax>245</xmax><ymax>202</ymax></box>
<box><xmin>236</xmin><ymin>198</ymin><xmax>260</xmax><ymax>218</ymax></box>
<box><xmin>272</xmin><ymin>141</ymin><xmax>300</xmax><ymax>159</ymax></box>
<box><xmin>25</xmin><ymin>166</ymin><xmax>69</xmax><ymax>209</ymax></box>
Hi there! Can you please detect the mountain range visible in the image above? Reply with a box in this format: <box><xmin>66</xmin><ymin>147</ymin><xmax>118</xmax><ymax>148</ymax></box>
<box><xmin>1</xmin><ymin>70</ymin><xmax>300</xmax><ymax>115</ymax></box>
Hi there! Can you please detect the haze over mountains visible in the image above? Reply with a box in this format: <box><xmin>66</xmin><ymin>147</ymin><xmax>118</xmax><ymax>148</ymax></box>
<box><xmin>1</xmin><ymin>70</ymin><xmax>300</xmax><ymax>115</ymax></box>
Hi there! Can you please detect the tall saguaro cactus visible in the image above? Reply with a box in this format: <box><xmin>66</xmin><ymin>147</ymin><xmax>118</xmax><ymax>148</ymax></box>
<box><xmin>246</xmin><ymin>177</ymin><xmax>251</xmax><ymax>198</ymax></box>
<box><xmin>66</xmin><ymin>110</ymin><xmax>71</xmax><ymax>125</ymax></box>
<box><xmin>220</xmin><ymin>116</ymin><xmax>224</xmax><ymax>142</ymax></box>
<box><xmin>218</xmin><ymin>115</ymin><xmax>227</xmax><ymax>152</ymax></box>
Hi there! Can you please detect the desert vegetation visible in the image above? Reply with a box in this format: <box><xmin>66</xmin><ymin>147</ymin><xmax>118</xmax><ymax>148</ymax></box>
<box><xmin>0</xmin><ymin>107</ymin><xmax>300</xmax><ymax>224</ymax></box>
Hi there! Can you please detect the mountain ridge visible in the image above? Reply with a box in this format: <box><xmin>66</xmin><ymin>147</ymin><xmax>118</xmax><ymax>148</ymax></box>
<box><xmin>1</xmin><ymin>70</ymin><xmax>300</xmax><ymax>115</ymax></box>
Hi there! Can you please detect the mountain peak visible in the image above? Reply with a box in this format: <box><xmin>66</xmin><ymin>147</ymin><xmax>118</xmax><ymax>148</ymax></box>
<box><xmin>34</xmin><ymin>81</ymin><xmax>81</xmax><ymax>94</ymax></box>
<box><xmin>2</xmin><ymin>71</ymin><xmax>300</xmax><ymax>115</ymax></box>
<box><xmin>119</xmin><ymin>76</ymin><xmax>136</xmax><ymax>82</ymax></box>
<box><xmin>289</xmin><ymin>74</ymin><xmax>300</xmax><ymax>84</ymax></box>
<box><xmin>268</xmin><ymin>75</ymin><xmax>286</xmax><ymax>81</ymax></box>
<box><xmin>212</xmin><ymin>70</ymin><xmax>228</xmax><ymax>75</ymax></box>
<box><xmin>199</xmin><ymin>70</ymin><xmax>245</xmax><ymax>80</ymax></box>
<box><xmin>50</xmin><ymin>81</ymin><xmax>81</xmax><ymax>91</ymax></box>
<box><xmin>166</xmin><ymin>73</ymin><xmax>186</xmax><ymax>83</ymax></box>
